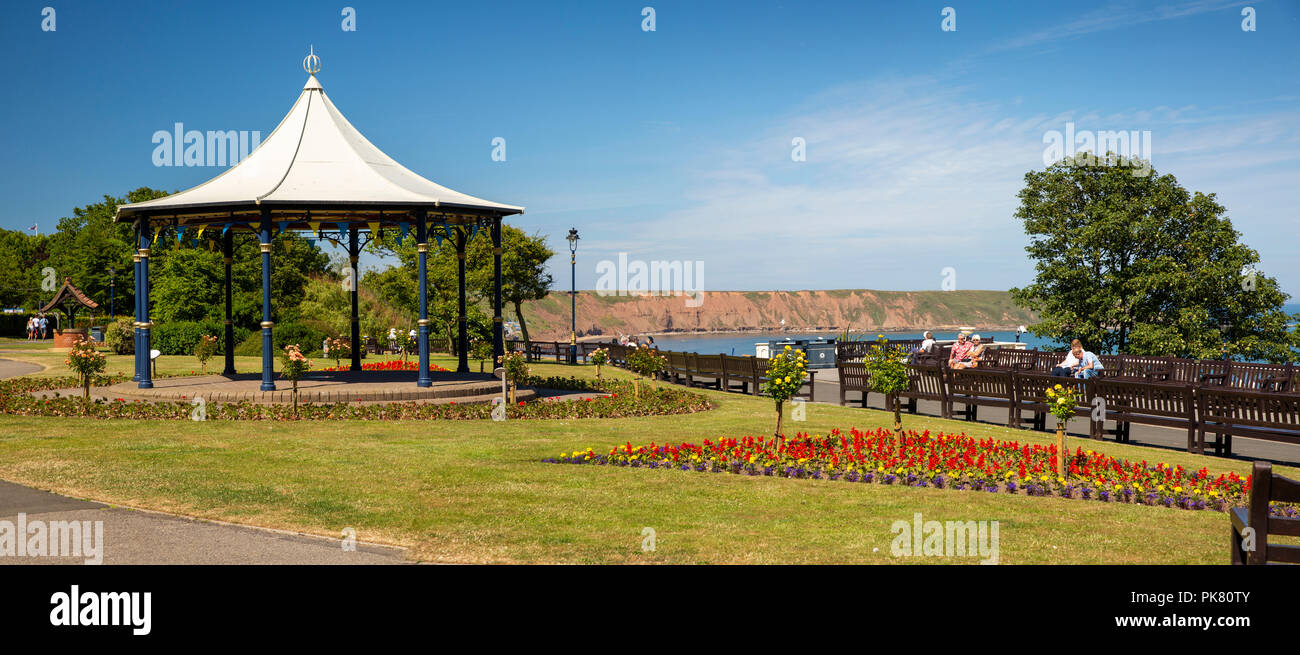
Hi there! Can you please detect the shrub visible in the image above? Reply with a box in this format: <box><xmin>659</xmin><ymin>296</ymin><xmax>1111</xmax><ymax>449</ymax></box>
<box><xmin>153</xmin><ymin>320</ymin><xmax>225</xmax><ymax>356</ymax></box>
<box><xmin>105</xmin><ymin>318</ymin><xmax>134</xmax><ymax>355</ymax></box>
<box><xmin>194</xmin><ymin>335</ymin><xmax>219</xmax><ymax>374</ymax></box>
<box><xmin>65</xmin><ymin>337</ymin><xmax>106</xmax><ymax>398</ymax></box>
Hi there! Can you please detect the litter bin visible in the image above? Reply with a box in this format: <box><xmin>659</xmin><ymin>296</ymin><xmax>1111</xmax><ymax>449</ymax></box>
<box><xmin>803</xmin><ymin>340</ymin><xmax>836</xmax><ymax>369</ymax></box>
<box><xmin>89</xmin><ymin>326</ymin><xmax>105</xmax><ymax>342</ymax></box>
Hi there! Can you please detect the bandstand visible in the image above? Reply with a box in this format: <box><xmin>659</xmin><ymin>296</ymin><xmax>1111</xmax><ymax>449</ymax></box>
<box><xmin>114</xmin><ymin>49</ymin><xmax>523</xmax><ymax>392</ymax></box>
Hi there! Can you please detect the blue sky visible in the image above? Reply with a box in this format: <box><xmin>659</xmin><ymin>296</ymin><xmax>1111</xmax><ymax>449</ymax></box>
<box><xmin>1</xmin><ymin>0</ymin><xmax>1297</xmax><ymax>295</ymax></box>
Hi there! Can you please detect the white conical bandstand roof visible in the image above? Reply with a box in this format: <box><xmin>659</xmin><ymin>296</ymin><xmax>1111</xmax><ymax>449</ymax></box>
<box><xmin>117</xmin><ymin>71</ymin><xmax>522</xmax><ymax>219</ymax></box>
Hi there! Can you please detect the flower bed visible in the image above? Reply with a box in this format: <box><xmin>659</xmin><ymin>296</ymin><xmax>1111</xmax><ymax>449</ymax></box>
<box><xmin>0</xmin><ymin>376</ymin><xmax>712</xmax><ymax>421</ymax></box>
<box><xmin>320</xmin><ymin>360</ymin><xmax>451</xmax><ymax>372</ymax></box>
<box><xmin>544</xmin><ymin>428</ymin><xmax>1298</xmax><ymax>516</ymax></box>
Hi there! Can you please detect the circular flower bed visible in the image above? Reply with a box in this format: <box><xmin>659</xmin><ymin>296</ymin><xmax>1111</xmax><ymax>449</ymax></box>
<box><xmin>0</xmin><ymin>375</ymin><xmax>712</xmax><ymax>421</ymax></box>
<box><xmin>545</xmin><ymin>428</ymin><xmax>1298</xmax><ymax>516</ymax></box>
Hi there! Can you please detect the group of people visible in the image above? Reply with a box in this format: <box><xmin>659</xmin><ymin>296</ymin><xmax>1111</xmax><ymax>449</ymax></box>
<box><xmin>25</xmin><ymin>315</ymin><xmax>50</xmax><ymax>340</ymax></box>
<box><xmin>944</xmin><ymin>332</ymin><xmax>987</xmax><ymax>370</ymax></box>
<box><xmin>914</xmin><ymin>330</ymin><xmax>1102</xmax><ymax>378</ymax></box>
<box><xmin>617</xmin><ymin>334</ymin><xmax>655</xmax><ymax>348</ymax></box>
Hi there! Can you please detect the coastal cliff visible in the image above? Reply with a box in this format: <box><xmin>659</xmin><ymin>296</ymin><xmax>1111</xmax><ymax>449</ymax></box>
<box><xmin>518</xmin><ymin>290</ymin><xmax>1036</xmax><ymax>340</ymax></box>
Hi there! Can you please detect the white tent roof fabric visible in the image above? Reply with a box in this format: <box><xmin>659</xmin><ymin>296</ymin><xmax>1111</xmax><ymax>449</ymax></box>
<box><xmin>117</xmin><ymin>75</ymin><xmax>522</xmax><ymax>217</ymax></box>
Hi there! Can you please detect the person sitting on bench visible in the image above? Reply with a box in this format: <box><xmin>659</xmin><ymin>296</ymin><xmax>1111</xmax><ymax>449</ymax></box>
<box><xmin>948</xmin><ymin>332</ymin><xmax>973</xmax><ymax>368</ymax></box>
<box><xmin>1051</xmin><ymin>348</ymin><xmax>1078</xmax><ymax>377</ymax></box>
<box><xmin>1070</xmin><ymin>340</ymin><xmax>1103</xmax><ymax>379</ymax></box>
<box><xmin>953</xmin><ymin>334</ymin><xmax>985</xmax><ymax>369</ymax></box>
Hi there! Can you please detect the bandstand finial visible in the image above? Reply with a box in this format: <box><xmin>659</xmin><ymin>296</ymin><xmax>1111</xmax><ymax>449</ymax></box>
<box><xmin>303</xmin><ymin>45</ymin><xmax>321</xmax><ymax>75</ymax></box>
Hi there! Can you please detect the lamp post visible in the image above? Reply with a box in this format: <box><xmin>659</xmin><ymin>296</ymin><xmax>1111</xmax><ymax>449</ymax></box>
<box><xmin>566</xmin><ymin>228</ymin><xmax>579</xmax><ymax>364</ymax></box>
<box><xmin>108</xmin><ymin>267</ymin><xmax>115</xmax><ymax>318</ymax></box>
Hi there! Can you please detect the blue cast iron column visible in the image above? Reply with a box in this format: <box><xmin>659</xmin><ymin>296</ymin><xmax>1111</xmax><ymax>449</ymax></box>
<box><xmin>492</xmin><ymin>216</ymin><xmax>503</xmax><ymax>363</ymax></box>
<box><xmin>259</xmin><ymin>210</ymin><xmax>275</xmax><ymax>391</ymax></box>
<box><xmin>222</xmin><ymin>231</ymin><xmax>235</xmax><ymax>376</ymax></box>
<box><xmin>415</xmin><ymin>210</ymin><xmax>431</xmax><ymax>387</ymax></box>
<box><xmin>456</xmin><ymin>227</ymin><xmax>469</xmax><ymax>373</ymax></box>
<box><xmin>132</xmin><ymin>229</ymin><xmax>141</xmax><ymax>382</ymax></box>
<box><xmin>349</xmin><ymin>226</ymin><xmax>361</xmax><ymax>372</ymax></box>
<box><xmin>137</xmin><ymin>227</ymin><xmax>153</xmax><ymax>389</ymax></box>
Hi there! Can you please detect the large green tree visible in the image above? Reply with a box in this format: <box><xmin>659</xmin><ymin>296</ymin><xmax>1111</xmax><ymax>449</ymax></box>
<box><xmin>16</xmin><ymin>187</ymin><xmax>329</xmax><ymax>330</ymax></box>
<box><xmin>1011</xmin><ymin>153</ymin><xmax>1298</xmax><ymax>362</ymax></box>
<box><xmin>367</xmin><ymin>223</ymin><xmax>554</xmax><ymax>353</ymax></box>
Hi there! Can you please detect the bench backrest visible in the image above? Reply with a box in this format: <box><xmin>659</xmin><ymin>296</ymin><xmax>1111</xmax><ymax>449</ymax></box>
<box><xmin>723</xmin><ymin>355</ymin><xmax>757</xmax><ymax>377</ymax></box>
<box><xmin>1094</xmin><ymin>378</ymin><xmax>1195</xmax><ymax>419</ymax></box>
<box><xmin>1012</xmin><ymin>371</ymin><xmax>1092</xmax><ymax>408</ymax></box>
<box><xmin>1239</xmin><ymin>461</ymin><xmax>1300</xmax><ymax>565</ymax></box>
<box><xmin>1225</xmin><ymin>362</ymin><xmax>1295</xmax><ymax>392</ymax></box>
<box><xmin>902</xmin><ymin>363</ymin><xmax>947</xmax><ymax>398</ymax></box>
<box><xmin>947</xmin><ymin>369</ymin><xmax>1015</xmax><ymax>400</ymax></box>
<box><xmin>1197</xmin><ymin>387</ymin><xmax>1300</xmax><ymax>430</ymax></box>
<box><xmin>693</xmin><ymin>354</ymin><xmax>724</xmax><ymax>375</ymax></box>
<box><xmin>838</xmin><ymin>362</ymin><xmax>870</xmax><ymax>388</ymax></box>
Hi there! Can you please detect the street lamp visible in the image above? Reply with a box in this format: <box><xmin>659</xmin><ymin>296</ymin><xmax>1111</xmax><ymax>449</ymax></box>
<box><xmin>567</xmin><ymin>228</ymin><xmax>579</xmax><ymax>364</ymax></box>
<box><xmin>108</xmin><ymin>267</ymin><xmax>115</xmax><ymax>318</ymax></box>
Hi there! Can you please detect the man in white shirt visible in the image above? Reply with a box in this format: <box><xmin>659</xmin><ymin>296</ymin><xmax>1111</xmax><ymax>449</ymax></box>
<box><xmin>1052</xmin><ymin>350</ymin><xmax>1078</xmax><ymax>377</ymax></box>
<box><xmin>918</xmin><ymin>331</ymin><xmax>936</xmax><ymax>354</ymax></box>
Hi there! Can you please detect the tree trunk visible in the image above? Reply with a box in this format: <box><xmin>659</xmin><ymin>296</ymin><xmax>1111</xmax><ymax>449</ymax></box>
<box><xmin>1056</xmin><ymin>423</ymin><xmax>1067</xmax><ymax>478</ymax></box>
<box><xmin>292</xmin><ymin>379</ymin><xmax>299</xmax><ymax>418</ymax></box>
<box><xmin>893</xmin><ymin>395</ymin><xmax>902</xmax><ymax>432</ymax></box>
<box><xmin>596</xmin><ymin>363</ymin><xmax>602</xmax><ymax>379</ymax></box>
<box><xmin>83</xmin><ymin>374</ymin><xmax>90</xmax><ymax>400</ymax></box>
<box><xmin>775</xmin><ymin>399</ymin><xmax>784</xmax><ymax>437</ymax></box>
<box><xmin>513</xmin><ymin>300</ymin><xmax>532</xmax><ymax>361</ymax></box>
<box><xmin>509</xmin><ymin>382</ymin><xmax>517</xmax><ymax>405</ymax></box>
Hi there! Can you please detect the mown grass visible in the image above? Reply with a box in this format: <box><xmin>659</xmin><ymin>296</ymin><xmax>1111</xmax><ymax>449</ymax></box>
<box><xmin>0</xmin><ymin>341</ymin><xmax>1293</xmax><ymax>564</ymax></box>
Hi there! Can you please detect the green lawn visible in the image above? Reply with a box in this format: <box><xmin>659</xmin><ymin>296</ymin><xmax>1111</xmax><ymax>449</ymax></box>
<box><xmin>0</xmin><ymin>338</ymin><xmax>1293</xmax><ymax>563</ymax></box>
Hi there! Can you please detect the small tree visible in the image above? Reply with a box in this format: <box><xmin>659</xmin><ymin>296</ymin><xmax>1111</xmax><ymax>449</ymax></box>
<box><xmin>589</xmin><ymin>347</ymin><xmax>609</xmax><ymax>379</ymax></box>
<box><xmin>498</xmin><ymin>350</ymin><xmax>529</xmax><ymax>404</ymax></box>
<box><xmin>65</xmin><ymin>337</ymin><xmax>106</xmax><ymax>399</ymax></box>
<box><xmin>1045</xmin><ymin>383</ymin><xmax>1080</xmax><ymax>478</ymax></box>
<box><xmin>280</xmin><ymin>344</ymin><xmax>312</xmax><ymax>417</ymax></box>
<box><xmin>328</xmin><ymin>337</ymin><xmax>351</xmax><ymax>370</ymax></box>
<box><xmin>194</xmin><ymin>334</ymin><xmax>218</xmax><ymax>374</ymax></box>
<box><xmin>761</xmin><ymin>345</ymin><xmax>806</xmax><ymax>438</ymax></box>
<box><xmin>862</xmin><ymin>335</ymin><xmax>911</xmax><ymax>439</ymax></box>
<box><xmin>625</xmin><ymin>344</ymin><xmax>667</xmax><ymax>397</ymax></box>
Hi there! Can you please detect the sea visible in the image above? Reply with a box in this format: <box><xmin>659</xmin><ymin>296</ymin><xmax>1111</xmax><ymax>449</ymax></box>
<box><xmin>650</xmin><ymin>302</ymin><xmax>1300</xmax><ymax>357</ymax></box>
<box><xmin>651</xmin><ymin>330</ymin><xmax>1056</xmax><ymax>357</ymax></box>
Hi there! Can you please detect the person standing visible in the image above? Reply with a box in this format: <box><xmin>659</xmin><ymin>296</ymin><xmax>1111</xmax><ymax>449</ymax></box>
<box><xmin>39</xmin><ymin>315</ymin><xmax>48</xmax><ymax>340</ymax></box>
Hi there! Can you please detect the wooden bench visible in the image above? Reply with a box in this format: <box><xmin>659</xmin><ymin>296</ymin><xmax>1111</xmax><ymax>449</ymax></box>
<box><xmin>1011</xmin><ymin>371</ymin><xmax>1098</xmax><ymax>436</ymax></box>
<box><xmin>896</xmin><ymin>362</ymin><xmax>949</xmax><ymax>419</ymax></box>
<box><xmin>1094</xmin><ymin>378</ymin><xmax>1197</xmax><ymax>450</ymax></box>
<box><xmin>946</xmin><ymin>369</ymin><xmax>1017</xmax><ymax>427</ymax></box>
<box><xmin>665</xmin><ymin>350</ymin><xmax>693</xmax><ymax>384</ymax></box>
<box><xmin>721</xmin><ymin>354</ymin><xmax>761</xmax><ymax>395</ymax></box>
<box><xmin>1230</xmin><ymin>461</ymin><xmax>1300</xmax><ymax>565</ymax></box>
<box><xmin>691</xmin><ymin>354</ymin><xmax>725</xmax><ymax>390</ymax></box>
<box><xmin>1195</xmin><ymin>387</ymin><xmax>1300</xmax><ymax>456</ymax></box>
<box><xmin>838</xmin><ymin>363</ymin><xmax>872</xmax><ymax>408</ymax></box>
